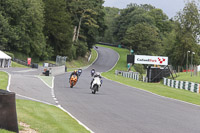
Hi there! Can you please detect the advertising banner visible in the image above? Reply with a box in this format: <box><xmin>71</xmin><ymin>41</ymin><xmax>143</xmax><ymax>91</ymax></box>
<box><xmin>134</xmin><ymin>55</ymin><xmax>168</xmax><ymax>65</ymax></box>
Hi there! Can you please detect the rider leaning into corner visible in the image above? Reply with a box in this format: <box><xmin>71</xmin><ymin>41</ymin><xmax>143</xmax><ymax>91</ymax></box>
<box><xmin>69</xmin><ymin>70</ymin><xmax>79</xmax><ymax>82</ymax></box>
<box><xmin>90</xmin><ymin>72</ymin><xmax>102</xmax><ymax>88</ymax></box>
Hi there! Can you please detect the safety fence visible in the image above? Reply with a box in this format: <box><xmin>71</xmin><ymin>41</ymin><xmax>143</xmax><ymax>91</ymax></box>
<box><xmin>163</xmin><ymin>78</ymin><xmax>200</xmax><ymax>93</ymax></box>
<box><xmin>13</xmin><ymin>58</ymin><xmax>38</xmax><ymax>68</ymax></box>
<box><xmin>115</xmin><ymin>70</ymin><xmax>139</xmax><ymax>81</ymax></box>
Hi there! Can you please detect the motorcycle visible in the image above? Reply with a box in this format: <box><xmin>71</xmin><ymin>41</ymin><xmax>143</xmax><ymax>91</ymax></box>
<box><xmin>91</xmin><ymin>69</ymin><xmax>95</xmax><ymax>77</ymax></box>
<box><xmin>78</xmin><ymin>69</ymin><xmax>82</xmax><ymax>76</ymax></box>
<box><xmin>70</xmin><ymin>75</ymin><xmax>78</xmax><ymax>88</ymax></box>
<box><xmin>90</xmin><ymin>76</ymin><xmax>102</xmax><ymax>94</ymax></box>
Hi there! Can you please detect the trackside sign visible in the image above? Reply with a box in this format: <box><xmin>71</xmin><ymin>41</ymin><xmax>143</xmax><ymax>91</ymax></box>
<box><xmin>134</xmin><ymin>55</ymin><xmax>168</xmax><ymax>65</ymax></box>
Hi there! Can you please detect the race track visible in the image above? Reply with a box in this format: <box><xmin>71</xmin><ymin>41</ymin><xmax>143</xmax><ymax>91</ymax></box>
<box><xmin>54</xmin><ymin>46</ymin><xmax>200</xmax><ymax>133</ymax></box>
<box><xmin>3</xmin><ymin>46</ymin><xmax>200</xmax><ymax>133</ymax></box>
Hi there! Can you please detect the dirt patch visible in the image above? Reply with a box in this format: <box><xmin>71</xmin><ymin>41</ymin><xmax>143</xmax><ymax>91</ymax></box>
<box><xmin>19</xmin><ymin>122</ymin><xmax>37</xmax><ymax>133</ymax></box>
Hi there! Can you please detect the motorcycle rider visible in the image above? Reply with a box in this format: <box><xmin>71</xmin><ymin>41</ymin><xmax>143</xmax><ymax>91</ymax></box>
<box><xmin>69</xmin><ymin>70</ymin><xmax>79</xmax><ymax>82</ymax></box>
<box><xmin>90</xmin><ymin>72</ymin><xmax>102</xmax><ymax>88</ymax></box>
<box><xmin>91</xmin><ymin>68</ymin><xmax>95</xmax><ymax>77</ymax></box>
<box><xmin>78</xmin><ymin>69</ymin><xmax>82</xmax><ymax>76</ymax></box>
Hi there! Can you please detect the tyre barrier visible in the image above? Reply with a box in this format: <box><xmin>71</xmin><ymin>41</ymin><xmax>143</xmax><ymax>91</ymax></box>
<box><xmin>163</xmin><ymin>77</ymin><xmax>200</xmax><ymax>93</ymax></box>
<box><xmin>115</xmin><ymin>70</ymin><xmax>139</xmax><ymax>81</ymax></box>
<box><xmin>0</xmin><ymin>90</ymin><xmax>18</xmax><ymax>132</ymax></box>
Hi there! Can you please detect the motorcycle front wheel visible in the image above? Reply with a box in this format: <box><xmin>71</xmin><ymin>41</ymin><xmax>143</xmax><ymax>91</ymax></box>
<box><xmin>70</xmin><ymin>82</ymin><xmax>74</xmax><ymax>88</ymax></box>
<box><xmin>92</xmin><ymin>85</ymin><xmax>98</xmax><ymax>94</ymax></box>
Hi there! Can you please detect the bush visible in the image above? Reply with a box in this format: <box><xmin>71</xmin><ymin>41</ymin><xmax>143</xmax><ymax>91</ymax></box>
<box><xmin>134</xmin><ymin>64</ymin><xmax>145</xmax><ymax>75</ymax></box>
<box><xmin>76</xmin><ymin>41</ymin><xmax>87</xmax><ymax>57</ymax></box>
<box><xmin>4</xmin><ymin>51</ymin><xmax>14</xmax><ymax>59</ymax></box>
<box><xmin>67</xmin><ymin>45</ymin><xmax>77</xmax><ymax>61</ymax></box>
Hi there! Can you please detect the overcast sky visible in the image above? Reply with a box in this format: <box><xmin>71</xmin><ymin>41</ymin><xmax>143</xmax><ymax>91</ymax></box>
<box><xmin>103</xmin><ymin>0</ymin><xmax>188</xmax><ymax>18</ymax></box>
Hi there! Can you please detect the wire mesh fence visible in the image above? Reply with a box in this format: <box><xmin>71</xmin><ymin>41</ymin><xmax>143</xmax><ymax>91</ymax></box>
<box><xmin>56</xmin><ymin>55</ymin><xmax>67</xmax><ymax>66</ymax></box>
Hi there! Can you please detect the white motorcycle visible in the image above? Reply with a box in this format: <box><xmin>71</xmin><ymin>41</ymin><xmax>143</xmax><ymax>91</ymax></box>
<box><xmin>90</xmin><ymin>76</ymin><xmax>102</xmax><ymax>94</ymax></box>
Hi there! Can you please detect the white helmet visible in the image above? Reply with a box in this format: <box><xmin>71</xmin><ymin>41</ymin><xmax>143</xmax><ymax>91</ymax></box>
<box><xmin>95</xmin><ymin>72</ymin><xmax>100</xmax><ymax>76</ymax></box>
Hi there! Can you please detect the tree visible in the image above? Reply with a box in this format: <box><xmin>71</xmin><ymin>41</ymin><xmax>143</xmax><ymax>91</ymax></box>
<box><xmin>67</xmin><ymin>0</ymin><xmax>106</xmax><ymax>49</ymax></box>
<box><xmin>167</xmin><ymin>0</ymin><xmax>200</xmax><ymax>66</ymax></box>
<box><xmin>0</xmin><ymin>0</ymin><xmax>47</xmax><ymax>59</ymax></box>
<box><xmin>0</xmin><ymin>11</ymin><xmax>13</xmax><ymax>50</ymax></box>
<box><xmin>43</xmin><ymin>0</ymin><xmax>73</xmax><ymax>57</ymax></box>
<box><xmin>123</xmin><ymin>23</ymin><xmax>162</xmax><ymax>55</ymax></box>
<box><xmin>101</xmin><ymin>7</ymin><xmax>120</xmax><ymax>43</ymax></box>
<box><xmin>148</xmin><ymin>9</ymin><xmax>171</xmax><ymax>34</ymax></box>
<box><xmin>113</xmin><ymin>4</ymin><xmax>161</xmax><ymax>44</ymax></box>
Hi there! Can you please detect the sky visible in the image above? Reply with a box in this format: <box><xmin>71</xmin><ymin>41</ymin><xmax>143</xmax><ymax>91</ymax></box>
<box><xmin>103</xmin><ymin>0</ymin><xmax>188</xmax><ymax>18</ymax></box>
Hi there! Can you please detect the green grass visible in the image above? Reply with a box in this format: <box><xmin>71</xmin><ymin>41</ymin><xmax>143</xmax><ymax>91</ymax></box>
<box><xmin>173</xmin><ymin>72</ymin><xmax>200</xmax><ymax>83</ymax></box>
<box><xmin>0</xmin><ymin>71</ymin><xmax>14</xmax><ymax>133</ymax></box>
<box><xmin>16</xmin><ymin>99</ymin><xmax>89</xmax><ymax>133</ymax></box>
<box><xmin>38</xmin><ymin>76</ymin><xmax>53</xmax><ymax>88</ymax></box>
<box><xmin>38</xmin><ymin>49</ymin><xmax>98</xmax><ymax>72</ymax></box>
<box><xmin>0</xmin><ymin>129</ymin><xmax>14</xmax><ymax>133</ymax></box>
<box><xmin>11</xmin><ymin>61</ymin><xmax>29</xmax><ymax>68</ymax></box>
<box><xmin>67</xmin><ymin>49</ymin><xmax>98</xmax><ymax>71</ymax></box>
<box><xmin>0</xmin><ymin>71</ymin><xmax>89</xmax><ymax>133</ymax></box>
<box><xmin>99</xmin><ymin>44</ymin><xmax>200</xmax><ymax>106</ymax></box>
<box><xmin>96</xmin><ymin>44</ymin><xmax>130</xmax><ymax>72</ymax></box>
<box><xmin>0</xmin><ymin>71</ymin><xmax>8</xmax><ymax>90</ymax></box>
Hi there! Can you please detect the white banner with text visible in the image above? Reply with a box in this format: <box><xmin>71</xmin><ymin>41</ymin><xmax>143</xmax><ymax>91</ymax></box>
<box><xmin>134</xmin><ymin>55</ymin><xmax>168</xmax><ymax>65</ymax></box>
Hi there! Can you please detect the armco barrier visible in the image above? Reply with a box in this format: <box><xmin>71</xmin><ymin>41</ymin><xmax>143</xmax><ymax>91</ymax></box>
<box><xmin>49</xmin><ymin>65</ymin><xmax>65</xmax><ymax>76</ymax></box>
<box><xmin>163</xmin><ymin>78</ymin><xmax>200</xmax><ymax>93</ymax></box>
<box><xmin>115</xmin><ymin>70</ymin><xmax>139</xmax><ymax>81</ymax></box>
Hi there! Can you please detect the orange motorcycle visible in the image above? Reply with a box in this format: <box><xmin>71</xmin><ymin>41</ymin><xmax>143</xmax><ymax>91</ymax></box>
<box><xmin>70</xmin><ymin>75</ymin><xmax>78</xmax><ymax>88</ymax></box>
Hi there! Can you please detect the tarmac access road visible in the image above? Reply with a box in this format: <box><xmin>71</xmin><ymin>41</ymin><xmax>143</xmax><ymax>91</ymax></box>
<box><xmin>54</xmin><ymin>46</ymin><xmax>200</xmax><ymax>133</ymax></box>
<box><xmin>1</xmin><ymin>67</ymin><xmax>56</xmax><ymax>105</ymax></box>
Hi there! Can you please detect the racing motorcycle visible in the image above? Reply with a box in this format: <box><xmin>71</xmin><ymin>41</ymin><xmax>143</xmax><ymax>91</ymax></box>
<box><xmin>70</xmin><ymin>75</ymin><xmax>78</xmax><ymax>88</ymax></box>
<box><xmin>91</xmin><ymin>69</ymin><xmax>95</xmax><ymax>77</ymax></box>
<box><xmin>90</xmin><ymin>76</ymin><xmax>102</xmax><ymax>94</ymax></box>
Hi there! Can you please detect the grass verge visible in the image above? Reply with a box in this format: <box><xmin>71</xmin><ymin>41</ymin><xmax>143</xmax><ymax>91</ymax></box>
<box><xmin>11</xmin><ymin>61</ymin><xmax>29</xmax><ymax>68</ymax></box>
<box><xmin>67</xmin><ymin>49</ymin><xmax>98</xmax><ymax>71</ymax></box>
<box><xmin>39</xmin><ymin>49</ymin><xmax>98</xmax><ymax>72</ymax></box>
<box><xmin>16</xmin><ymin>99</ymin><xmax>89</xmax><ymax>133</ymax></box>
<box><xmin>99</xmin><ymin>45</ymin><xmax>200</xmax><ymax>106</ymax></box>
<box><xmin>0</xmin><ymin>71</ymin><xmax>89</xmax><ymax>133</ymax></box>
<box><xmin>0</xmin><ymin>71</ymin><xmax>8</xmax><ymax>90</ymax></box>
<box><xmin>173</xmin><ymin>72</ymin><xmax>200</xmax><ymax>83</ymax></box>
<box><xmin>38</xmin><ymin>76</ymin><xmax>53</xmax><ymax>88</ymax></box>
<box><xmin>0</xmin><ymin>129</ymin><xmax>14</xmax><ymax>133</ymax></box>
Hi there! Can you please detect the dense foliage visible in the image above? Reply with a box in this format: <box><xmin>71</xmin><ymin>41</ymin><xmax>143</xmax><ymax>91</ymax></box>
<box><xmin>0</xmin><ymin>0</ymin><xmax>106</xmax><ymax>61</ymax></box>
<box><xmin>103</xmin><ymin>1</ymin><xmax>200</xmax><ymax>67</ymax></box>
<box><xmin>0</xmin><ymin>0</ymin><xmax>199</xmax><ymax>67</ymax></box>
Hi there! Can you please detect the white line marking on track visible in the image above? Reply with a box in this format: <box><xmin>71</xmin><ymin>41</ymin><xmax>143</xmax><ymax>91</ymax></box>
<box><xmin>3</xmin><ymin>70</ymin><xmax>94</xmax><ymax>133</ymax></box>
<box><xmin>2</xmin><ymin>70</ymin><xmax>54</xmax><ymax>105</ymax></box>
<box><xmin>103</xmin><ymin>76</ymin><xmax>200</xmax><ymax>108</ymax></box>
<box><xmin>37</xmin><ymin>75</ymin><xmax>53</xmax><ymax>89</ymax></box>
<box><xmin>57</xmin><ymin>105</ymin><xmax>94</xmax><ymax>133</ymax></box>
<box><xmin>16</xmin><ymin>94</ymin><xmax>55</xmax><ymax>106</ymax></box>
<box><xmin>37</xmin><ymin>74</ymin><xmax>94</xmax><ymax>132</ymax></box>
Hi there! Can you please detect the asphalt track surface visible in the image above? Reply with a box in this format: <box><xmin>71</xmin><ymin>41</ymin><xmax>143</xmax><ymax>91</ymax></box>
<box><xmin>1</xmin><ymin>67</ymin><xmax>56</xmax><ymax>105</ymax></box>
<box><xmin>2</xmin><ymin>46</ymin><xmax>200</xmax><ymax>133</ymax></box>
<box><xmin>55</xmin><ymin>46</ymin><xmax>200</xmax><ymax>133</ymax></box>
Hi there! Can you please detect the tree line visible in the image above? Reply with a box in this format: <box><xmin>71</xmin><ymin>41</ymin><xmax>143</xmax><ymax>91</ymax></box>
<box><xmin>0</xmin><ymin>0</ymin><xmax>106</xmax><ymax>61</ymax></box>
<box><xmin>1</xmin><ymin>0</ymin><xmax>199</xmax><ymax>67</ymax></box>
<box><xmin>102</xmin><ymin>1</ymin><xmax>200</xmax><ymax>67</ymax></box>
